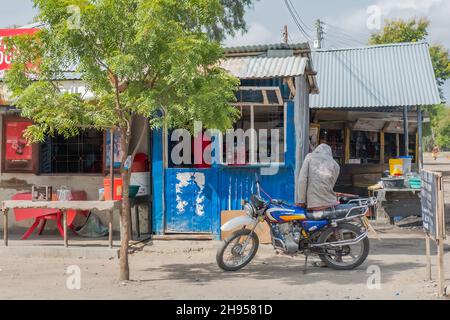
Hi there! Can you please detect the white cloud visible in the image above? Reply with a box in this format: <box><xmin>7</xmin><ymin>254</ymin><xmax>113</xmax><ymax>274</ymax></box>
<box><xmin>326</xmin><ymin>0</ymin><xmax>450</xmax><ymax>47</ymax></box>
<box><xmin>224</xmin><ymin>22</ymin><xmax>277</xmax><ymax>47</ymax></box>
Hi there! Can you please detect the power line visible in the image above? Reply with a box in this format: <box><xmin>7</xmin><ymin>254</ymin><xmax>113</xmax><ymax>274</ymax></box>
<box><xmin>324</xmin><ymin>32</ymin><xmax>365</xmax><ymax>47</ymax></box>
<box><xmin>283</xmin><ymin>0</ymin><xmax>312</xmax><ymax>42</ymax></box>
<box><xmin>287</xmin><ymin>0</ymin><xmax>314</xmax><ymax>33</ymax></box>
<box><xmin>322</xmin><ymin>21</ymin><xmax>368</xmax><ymax>45</ymax></box>
<box><xmin>325</xmin><ymin>30</ymin><xmax>367</xmax><ymax>46</ymax></box>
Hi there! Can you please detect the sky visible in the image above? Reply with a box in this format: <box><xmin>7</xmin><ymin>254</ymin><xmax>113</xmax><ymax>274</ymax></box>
<box><xmin>0</xmin><ymin>0</ymin><xmax>449</xmax><ymax>100</ymax></box>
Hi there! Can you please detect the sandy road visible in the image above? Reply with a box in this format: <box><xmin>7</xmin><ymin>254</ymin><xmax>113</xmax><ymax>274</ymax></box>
<box><xmin>0</xmin><ymin>226</ymin><xmax>448</xmax><ymax>300</ymax></box>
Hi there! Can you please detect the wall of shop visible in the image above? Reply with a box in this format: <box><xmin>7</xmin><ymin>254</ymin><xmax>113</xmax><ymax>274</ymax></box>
<box><xmin>0</xmin><ymin>113</ymin><xmax>151</xmax><ymax>235</ymax></box>
<box><xmin>152</xmin><ymin>75</ymin><xmax>311</xmax><ymax>237</ymax></box>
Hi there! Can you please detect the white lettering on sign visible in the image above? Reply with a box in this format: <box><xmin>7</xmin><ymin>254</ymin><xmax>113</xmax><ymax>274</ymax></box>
<box><xmin>0</xmin><ymin>42</ymin><xmax>13</xmax><ymax>67</ymax></box>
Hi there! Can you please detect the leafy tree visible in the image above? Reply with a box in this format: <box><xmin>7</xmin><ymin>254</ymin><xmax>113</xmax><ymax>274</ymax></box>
<box><xmin>369</xmin><ymin>18</ymin><xmax>429</xmax><ymax>44</ymax></box>
<box><xmin>4</xmin><ymin>0</ymin><xmax>254</xmax><ymax>281</ymax></box>
<box><xmin>369</xmin><ymin>18</ymin><xmax>450</xmax><ymax>149</ymax></box>
<box><xmin>435</xmin><ymin>107</ymin><xmax>450</xmax><ymax>149</ymax></box>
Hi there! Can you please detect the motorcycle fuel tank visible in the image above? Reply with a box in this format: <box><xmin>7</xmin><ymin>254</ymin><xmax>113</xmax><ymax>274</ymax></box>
<box><xmin>265</xmin><ymin>203</ymin><xmax>307</xmax><ymax>223</ymax></box>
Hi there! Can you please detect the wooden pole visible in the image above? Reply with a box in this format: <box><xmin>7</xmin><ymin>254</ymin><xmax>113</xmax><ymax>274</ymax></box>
<box><xmin>425</xmin><ymin>234</ymin><xmax>432</xmax><ymax>281</ymax></box>
<box><xmin>437</xmin><ymin>239</ymin><xmax>446</xmax><ymax>297</ymax></box>
<box><xmin>3</xmin><ymin>208</ymin><xmax>8</xmax><ymax>247</ymax></box>
<box><xmin>109</xmin><ymin>210</ymin><xmax>113</xmax><ymax>248</ymax></box>
<box><xmin>344</xmin><ymin>127</ymin><xmax>350</xmax><ymax>164</ymax></box>
<box><xmin>63</xmin><ymin>210</ymin><xmax>68</xmax><ymax>248</ymax></box>
<box><xmin>436</xmin><ymin>174</ymin><xmax>446</xmax><ymax>296</ymax></box>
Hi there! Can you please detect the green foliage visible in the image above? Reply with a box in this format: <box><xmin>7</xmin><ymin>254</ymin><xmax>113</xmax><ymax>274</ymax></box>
<box><xmin>369</xmin><ymin>18</ymin><xmax>450</xmax><ymax>149</ymax></box>
<box><xmin>5</xmin><ymin>0</ymin><xmax>245</xmax><ymax>145</ymax></box>
<box><xmin>435</xmin><ymin>107</ymin><xmax>450</xmax><ymax>149</ymax></box>
<box><xmin>369</xmin><ymin>18</ymin><xmax>429</xmax><ymax>44</ymax></box>
<box><xmin>210</xmin><ymin>0</ymin><xmax>256</xmax><ymax>41</ymax></box>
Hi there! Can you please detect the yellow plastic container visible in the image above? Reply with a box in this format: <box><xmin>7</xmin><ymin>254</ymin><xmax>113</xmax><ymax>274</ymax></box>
<box><xmin>389</xmin><ymin>159</ymin><xmax>404</xmax><ymax>176</ymax></box>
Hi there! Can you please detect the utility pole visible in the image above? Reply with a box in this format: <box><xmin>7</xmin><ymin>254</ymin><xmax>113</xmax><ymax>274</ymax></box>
<box><xmin>283</xmin><ymin>25</ymin><xmax>289</xmax><ymax>44</ymax></box>
<box><xmin>315</xmin><ymin>19</ymin><xmax>324</xmax><ymax>49</ymax></box>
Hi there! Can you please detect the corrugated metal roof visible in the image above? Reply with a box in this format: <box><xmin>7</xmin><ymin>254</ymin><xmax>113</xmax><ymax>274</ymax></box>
<box><xmin>224</xmin><ymin>43</ymin><xmax>310</xmax><ymax>55</ymax></box>
<box><xmin>310</xmin><ymin>42</ymin><xmax>442</xmax><ymax>109</ymax></box>
<box><xmin>220</xmin><ymin>56</ymin><xmax>308</xmax><ymax>79</ymax></box>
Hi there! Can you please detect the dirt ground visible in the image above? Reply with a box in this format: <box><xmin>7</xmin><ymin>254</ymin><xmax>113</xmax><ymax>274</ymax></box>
<box><xmin>0</xmin><ymin>153</ymin><xmax>449</xmax><ymax>300</ymax></box>
<box><xmin>0</xmin><ymin>226</ymin><xmax>448</xmax><ymax>300</ymax></box>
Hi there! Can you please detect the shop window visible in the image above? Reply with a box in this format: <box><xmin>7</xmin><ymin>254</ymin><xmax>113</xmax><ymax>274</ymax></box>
<box><xmin>223</xmin><ymin>105</ymin><xmax>285</xmax><ymax>165</ymax></box>
<box><xmin>399</xmin><ymin>134</ymin><xmax>417</xmax><ymax>163</ymax></box>
<box><xmin>383</xmin><ymin>133</ymin><xmax>417</xmax><ymax>164</ymax></box>
<box><xmin>350</xmin><ymin>131</ymin><xmax>380</xmax><ymax>164</ymax></box>
<box><xmin>167</xmin><ymin>105</ymin><xmax>286</xmax><ymax>168</ymax></box>
<box><xmin>39</xmin><ymin>129</ymin><xmax>104</xmax><ymax>174</ymax></box>
<box><xmin>384</xmin><ymin>133</ymin><xmax>398</xmax><ymax>163</ymax></box>
<box><xmin>320</xmin><ymin>129</ymin><xmax>344</xmax><ymax>165</ymax></box>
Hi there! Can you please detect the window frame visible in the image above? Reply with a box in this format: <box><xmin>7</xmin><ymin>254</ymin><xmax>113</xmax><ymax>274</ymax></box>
<box><xmin>220</xmin><ymin>103</ymin><xmax>287</xmax><ymax>167</ymax></box>
<box><xmin>37</xmin><ymin>129</ymin><xmax>106</xmax><ymax>176</ymax></box>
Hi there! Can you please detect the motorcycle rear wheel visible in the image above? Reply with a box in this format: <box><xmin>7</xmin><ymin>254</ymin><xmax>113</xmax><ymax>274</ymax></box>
<box><xmin>216</xmin><ymin>228</ymin><xmax>259</xmax><ymax>271</ymax></box>
<box><xmin>317</xmin><ymin>223</ymin><xmax>370</xmax><ymax>270</ymax></box>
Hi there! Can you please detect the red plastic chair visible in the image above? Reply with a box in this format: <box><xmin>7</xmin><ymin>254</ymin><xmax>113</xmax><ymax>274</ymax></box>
<box><xmin>12</xmin><ymin>191</ymin><xmax>89</xmax><ymax>240</ymax></box>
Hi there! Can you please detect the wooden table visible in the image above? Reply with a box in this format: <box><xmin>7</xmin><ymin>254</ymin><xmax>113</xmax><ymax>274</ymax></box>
<box><xmin>2</xmin><ymin>200</ymin><xmax>121</xmax><ymax>248</ymax></box>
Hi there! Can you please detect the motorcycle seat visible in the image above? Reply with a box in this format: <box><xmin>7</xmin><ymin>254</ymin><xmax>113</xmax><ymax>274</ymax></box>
<box><xmin>306</xmin><ymin>204</ymin><xmax>363</xmax><ymax>221</ymax></box>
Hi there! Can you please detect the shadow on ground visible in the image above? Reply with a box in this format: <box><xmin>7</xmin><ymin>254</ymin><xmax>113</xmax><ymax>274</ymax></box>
<box><xmin>137</xmin><ymin>258</ymin><xmax>424</xmax><ymax>287</ymax></box>
<box><xmin>136</xmin><ymin>236</ymin><xmax>433</xmax><ymax>287</ymax></box>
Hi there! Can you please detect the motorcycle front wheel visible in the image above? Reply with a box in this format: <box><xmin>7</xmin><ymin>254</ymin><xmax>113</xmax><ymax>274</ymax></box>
<box><xmin>317</xmin><ymin>223</ymin><xmax>370</xmax><ymax>270</ymax></box>
<box><xmin>216</xmin><ymin>228</ymin><xmax>259</xmax><ymax>271</ymax></box>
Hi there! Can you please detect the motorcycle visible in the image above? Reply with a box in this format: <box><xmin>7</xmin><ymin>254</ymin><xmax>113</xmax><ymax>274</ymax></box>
<box><xmin>216</xmin><ymin>179</ymin><xmax>376</xmax><ymax>272</ymax></box>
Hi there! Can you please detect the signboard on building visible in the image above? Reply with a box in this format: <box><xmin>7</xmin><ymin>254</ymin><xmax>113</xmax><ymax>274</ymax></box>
<box><xmin>0</xmin><ymin>28</ymin><xmax>39</xmax><ymax>76</ymax></box>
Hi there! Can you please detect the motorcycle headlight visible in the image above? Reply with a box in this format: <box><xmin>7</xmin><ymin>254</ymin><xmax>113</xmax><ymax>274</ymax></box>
<box><xmin>243</xmin><ymin>202</ymin><xmax>256</xmax><ymax>217</ymax></box>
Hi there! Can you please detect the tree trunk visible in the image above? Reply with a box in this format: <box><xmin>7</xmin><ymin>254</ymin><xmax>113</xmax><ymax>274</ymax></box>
<box><xmin>119</xmin><ymin>129</ymin><xmax>131</xmax><ymax>281</ymax></box>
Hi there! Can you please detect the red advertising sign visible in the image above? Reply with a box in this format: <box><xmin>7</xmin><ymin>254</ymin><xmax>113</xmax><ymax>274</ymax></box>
<box><xmin>0</xmin><ymin>29</ymin><xmax>38</xmax><ymax>72</ymax></box>
<box><xmin>5</xmin><ymin>120</ymin><xmax>33</xmax><ymax>161</ymax></box>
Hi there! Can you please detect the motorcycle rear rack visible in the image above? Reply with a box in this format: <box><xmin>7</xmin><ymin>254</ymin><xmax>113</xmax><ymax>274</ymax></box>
<box><xmin>310</xmin><ymin>231</ymin><xmax>368</xmax><ymax>248</ymax></box>
<box><xmin>332</xmin><ymin>198</ymin><xmax>376</xmax><ymax>223</ymax></box>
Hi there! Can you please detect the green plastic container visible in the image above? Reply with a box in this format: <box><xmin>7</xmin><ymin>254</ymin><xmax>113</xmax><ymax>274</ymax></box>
<box><xmin>408</xmin><ymin>178</ymin><xmax>421</xmax><ymax>189</ymax></box>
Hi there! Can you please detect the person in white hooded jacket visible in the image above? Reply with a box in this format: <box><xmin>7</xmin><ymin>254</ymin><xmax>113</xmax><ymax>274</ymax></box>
<box><xmin>295</xmin><ymin>143</ymin><xmax>340</xmax><ymax>210</ymax></box>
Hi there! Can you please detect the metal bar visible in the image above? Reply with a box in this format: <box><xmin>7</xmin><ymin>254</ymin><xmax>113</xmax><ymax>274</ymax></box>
<box><xmin>311</xmin><ymin>232</ymin><xmax>368</xmax><ymax>248</ymax></box>
<box><xmin>403</xmin><ymin>106</ymin><xmax>409</xmax><ymax>156</ymax></box>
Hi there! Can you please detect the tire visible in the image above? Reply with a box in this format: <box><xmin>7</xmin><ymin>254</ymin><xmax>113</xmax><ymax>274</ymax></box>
<box><xmin>317</xmin><ymin>223</ymin><xmax>370</xmax><ymax>270</ymax></box>
<box><xmin>216</xmin><ymin>228</ymin><xmax>259</xmax><ymax>272</ymax></box>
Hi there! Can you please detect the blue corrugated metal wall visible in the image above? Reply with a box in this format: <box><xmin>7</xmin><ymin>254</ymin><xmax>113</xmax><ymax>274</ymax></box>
<box><xmin>152</xmin><ymin>100</ymin><xmax>297</xmax><ymax>238</ymax></box>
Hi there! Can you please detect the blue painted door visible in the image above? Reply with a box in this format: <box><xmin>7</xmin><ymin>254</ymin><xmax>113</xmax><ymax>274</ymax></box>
<box><xmin>164</xmin><ymin>169</ymin><xmax>216</xmax><ymax>233</ymax></box>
